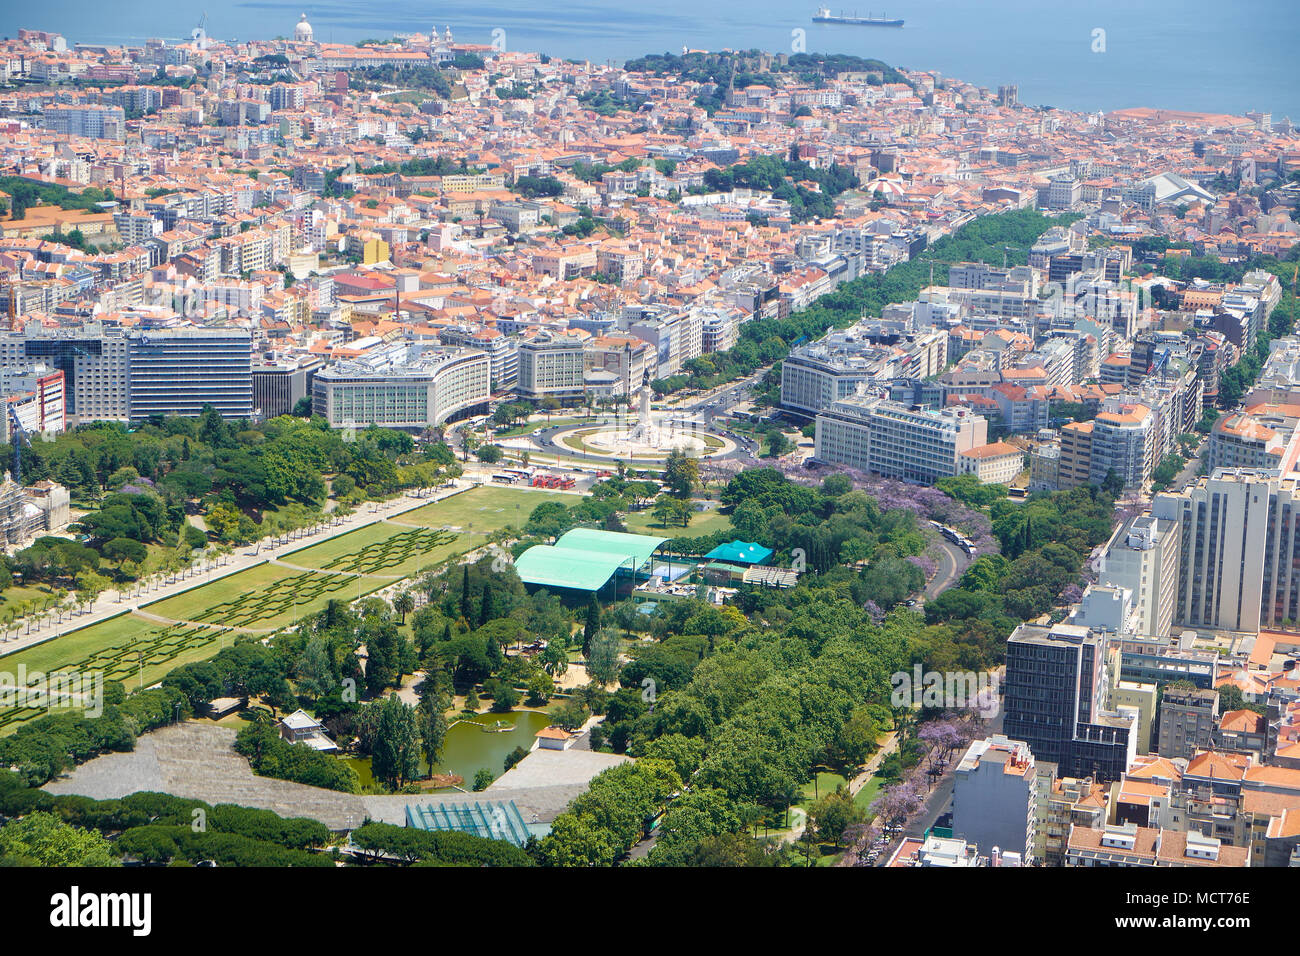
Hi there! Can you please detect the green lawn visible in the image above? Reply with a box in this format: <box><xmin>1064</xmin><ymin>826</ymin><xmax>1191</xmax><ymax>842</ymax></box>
<box><xmin>0</xmin><ymin>612</ymin><xmax>237</xmax><ymax>733</ymax></box>
<box><xmin>493</xmin><ymin>416</ymin><xmax>593</xmax><ymax>438</ymax></box>
<box><xmin>398</xmin><ymin>485</ymin><xmax>569</xmax><ymax>532</ymax></box>
<box><xmin>622</xmin><ymin>502</ymin><xmax>732</xmax><ymax>538</ymax></box>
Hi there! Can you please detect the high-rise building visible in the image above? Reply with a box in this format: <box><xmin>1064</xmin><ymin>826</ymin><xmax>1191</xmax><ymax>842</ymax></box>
<box><xmin>1002</xmin><ymin>622</ymin><xmax>1136</xmax><ymax>782</ymax></box>
<box><xmin>126</xmin><ymin>327</ymin><xmax>253</xmax><ymax>421</ymax></box>
<box><xmin>1097</xmin><ymin>514</ymin><xmax>1181</xmax><ymax>638</ymax></box>
<box><xmin>516</xmin><ymin>335</ymin><xmax>586</xmax><ymax>403</ymax></box>
<box><xmin>0</xmin><ymin>323</ymin><xmax>128</xmax><ymax>422</ymax></box>
<box><xmin>1151</xmin><ymin>470</ymin><xmax>1276</xmax><ymax>633</ymax></box>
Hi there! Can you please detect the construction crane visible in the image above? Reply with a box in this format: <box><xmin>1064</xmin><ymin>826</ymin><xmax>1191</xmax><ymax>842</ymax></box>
<box><xmin>6</xmin><ymin>405</ymin><xmax>28</xmax><ymax>482</ymax></box>
<box><xmin>0</xmin><ymin>274</ymin><xmax>16</xmax><ymax>331</ymax></box>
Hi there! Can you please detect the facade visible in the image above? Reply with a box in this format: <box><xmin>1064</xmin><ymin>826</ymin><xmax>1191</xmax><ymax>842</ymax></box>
<box><xmin>126</xmin><ymin>327</ymin><xmax>253</xmax><ymax>422</ymax></box>
<box><xmin>1158</xmin><ymin>687</ymin><xmax>1220</xmax><ymax>760</ymax></box>
<box><xmin>950</xmin><ymin>735</ymin><xmax>1038</xmax><ymax>864</ymax></box>
<box><xmin>814</xmin><ymin>396</ymin><xmax>987</xmax><ymax>484</ymax></box>
<box><xmin>516</xmin><ymin>335</ymin><xmax>586</xmax><ymax>403</ymax></box>
<box><xmin>312</xmin><ymin>343</ymin><xmax>490</xmax><ymax>429</ymax></box>
<box><xmin>1097</xmin><ymin>514</ymin><xmax>1180</xmax><ymax>639</ymax></box>
<box><xmin>1002</xmin><ymin>622</ymin><xmax>1136</xmax><ymax>782</ymax></box>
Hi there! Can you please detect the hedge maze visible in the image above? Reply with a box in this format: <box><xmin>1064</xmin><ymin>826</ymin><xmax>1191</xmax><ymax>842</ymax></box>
<box><xmin>0</xmin><ymin>622</ymin><xmax>227</xmax><ymax>731</ymax></box>
<box><xmin>190</xmin><ymin>571</ymin><xmax>355</xmax><ymax>629</ymax></box>
<box><xmin>318</xmin><ymin>528</ymin><xmax>459</xmax><ymax>575</ymax></box>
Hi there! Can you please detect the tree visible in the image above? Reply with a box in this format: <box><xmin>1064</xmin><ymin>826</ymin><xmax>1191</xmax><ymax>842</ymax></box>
<box><xmin>393</xmin><ymin>590</ymin><xmax>414</xmax><ymax>624</ymax></box>
<box><xmin>0</xmin><ymin>811</ymin><xmax>117</xmax><ymax>866</ymax></box>
<box><xmin>664</xmin><ymin>449</ymin><xmax>699</xmax><ymax>498</ymax></box>
<box><xmin>808</xmin><ymin>786</ymin><xmax>865</xmax><ymax>849</ymax></box>
<box><xmin>370</xmin><ymin>694</ymin><xmax>420</xmax><ymax>790</ymax></box>
<box><xmin>586</xmin><ymin>628</ymin><xmax>623</xmax><ymax>685</ymax></box>
<box><xmin>416</xmin><ymin>679</ymin><xmax>450</xmax><ymax>772</ymax></box>
<box><xmin>582</xmin><ymin>594</ymin><xmax>601</xmax><ymax>657</ymax></box>
<box><xmin>473</xmin><ymin>768</ymin><xmax>495</xmax><ymax>791</ymax></box>
<box><xmin>102</xmin><ymin>536</ymin><xmax>147</xmax><ymax>568</ymax></box>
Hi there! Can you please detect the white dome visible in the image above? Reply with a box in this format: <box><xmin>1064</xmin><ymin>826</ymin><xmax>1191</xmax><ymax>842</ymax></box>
<box><xmin>294</xmin><ymin>13</ymin><xmax>313</xmax><ymax>42</ymax></box>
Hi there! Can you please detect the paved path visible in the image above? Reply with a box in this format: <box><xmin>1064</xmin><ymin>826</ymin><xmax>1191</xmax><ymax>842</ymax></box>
<box><xmin>0</xmin><ymin>482</ymin><xmax>473</xmax><ymax>659</ymax></box>
<box><xmin>267</xmin><ymin>557</ymin><xmax>403</xmax><ymax>581</ymax></box>
<box><xmin>848</xmin><ymin>731</ymin><xmax>900</xmax><ymax>797</ymax></box>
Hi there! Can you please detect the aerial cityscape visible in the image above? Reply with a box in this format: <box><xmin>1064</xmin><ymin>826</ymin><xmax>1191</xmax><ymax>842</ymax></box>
<box><xmin>0</xmin><ymin>2</ymin><xmax>1295</xmax><ymax>910</ymax></box>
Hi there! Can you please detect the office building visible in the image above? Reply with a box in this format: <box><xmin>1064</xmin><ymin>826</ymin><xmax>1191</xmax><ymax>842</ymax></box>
<box><xmin>516</xmin><ymin>334</ymin><xmax>586</xmax><ymax>403</ymax></box>
<box><xmin>1002</xmin><ymin>622</ymin><xmax>1136</xmax><ymax>782</ymax></box>
<box><xmin>127</xmin><ymin>327</ymin><xmax>253</xmax><ymax>422</ymax></box>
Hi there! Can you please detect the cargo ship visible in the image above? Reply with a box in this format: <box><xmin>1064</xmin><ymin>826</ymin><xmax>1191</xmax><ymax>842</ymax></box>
<box><xmin>812</xmin><ymin>8</ymin><xmax>904</xmax><ymax>27</ymax></box>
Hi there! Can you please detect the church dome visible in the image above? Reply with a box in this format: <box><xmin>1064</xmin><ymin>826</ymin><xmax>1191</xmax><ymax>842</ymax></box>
<box><xmin>294</xmin><ymin>13</ymin><xmax>314</xmax><ymax>42</ymax></box>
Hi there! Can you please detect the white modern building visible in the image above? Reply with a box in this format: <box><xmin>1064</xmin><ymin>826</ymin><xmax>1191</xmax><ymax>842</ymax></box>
<box><xmin>951</xmin><ymin>735</ymin><xmax>1038</xmax><ymax>865</ymax></box>
<box><xmin>312</xmin><ymin>343</ymin><xmax>490</xmax><ymax>429</ymax></box>
<box><xmin>814</xmin><ymin>395</ymin><xmax>987</xmax><ymax>483</ymax></box>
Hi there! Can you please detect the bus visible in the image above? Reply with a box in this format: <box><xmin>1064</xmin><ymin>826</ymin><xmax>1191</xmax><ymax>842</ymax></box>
<box><xmin>491</xmin><ymin>472</ymin><xmax>521</xmax><ymax>484</ymax></box>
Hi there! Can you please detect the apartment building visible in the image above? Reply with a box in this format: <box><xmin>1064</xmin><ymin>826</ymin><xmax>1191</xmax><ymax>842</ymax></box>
<box><xmin>1158</xmin><ymin>686</ymin><xmax>1220</xmax><ymax>760</ymax></box>
<box><xmin>1097</xmin><ymin>514</ymin><xmax>1181</xmax><ymax>639</ymax></box>
<box><xmin>1090</xmin><ymin>400</ymin><xmax>1156</xmax><ymax>490</ymax></box>
<box><xmin>950</xmin><ymin>735</ymin><xmax>1038</xmax><ymax>864</ymax></box>
<box><xmin>1066</xmin><ymin>823</ymin><xmax>1249</xmax><ymax>867</ymax></box>
<box><xmin>1037</xmin><ymin>774</ymin><xmax>1108</xmax><ymax>866</ymax></box>
<box><xmin>1057</xmin><ymin>420</ymin><xmax>1094</xmax><ymax>488</ymax></box>
<box><xmin>1207</xmin><ymin>402</ymin><xmax>1300</xmax><ymax>472</ymax></box>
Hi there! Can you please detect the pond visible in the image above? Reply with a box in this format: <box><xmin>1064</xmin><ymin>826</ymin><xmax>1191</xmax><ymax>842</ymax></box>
<box><xmin>346</xmin><ymin>710</ymin><xmax>553</xmax><ymax>791</ymax></box>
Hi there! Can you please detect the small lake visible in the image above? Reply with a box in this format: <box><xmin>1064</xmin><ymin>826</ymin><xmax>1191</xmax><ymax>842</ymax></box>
<box><xmin>346</xmin><ymin>710</ymin><xmax>553</xmax><ymax>791</ymax></box>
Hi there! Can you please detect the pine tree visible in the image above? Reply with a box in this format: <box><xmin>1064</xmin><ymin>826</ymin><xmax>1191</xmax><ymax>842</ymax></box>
<box><xmin>582</xmin><ymin>594</ymin><xmax>601</xmax><ymax>657</ymax></box>
<box><xmin>479</xmin><ymin>581</ymin><xmax>495</xmax><ymax>627</ymax></box>
<box><xmin>459</xmin><ymin>564</ymin><xmax>472</xmax><ymax>621</ymax></box>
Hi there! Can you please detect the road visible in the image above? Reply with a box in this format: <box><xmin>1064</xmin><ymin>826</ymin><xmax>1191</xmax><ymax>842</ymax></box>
<box><xmin>925</xmin><ymin>539</ymin><xmax>970</xmax><ymax>600</ymax></box>
<box><xmin>904</xmin><ymin>708</ymin><xmax>1005</xmax><ymax>842</ymax></box>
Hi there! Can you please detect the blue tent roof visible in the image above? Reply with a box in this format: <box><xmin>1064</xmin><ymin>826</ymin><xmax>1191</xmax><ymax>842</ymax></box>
<box><xmin>704</xmin><ymin>540</ymin><xmax>774</xmax><ymax>565</ymax></box>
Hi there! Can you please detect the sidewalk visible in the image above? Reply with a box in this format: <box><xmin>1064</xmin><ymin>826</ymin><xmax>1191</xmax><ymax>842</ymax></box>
<box><xmin>0</xmin><ymin>481</ymin><xmax>472</xmax><ymax>659</ymax></box>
